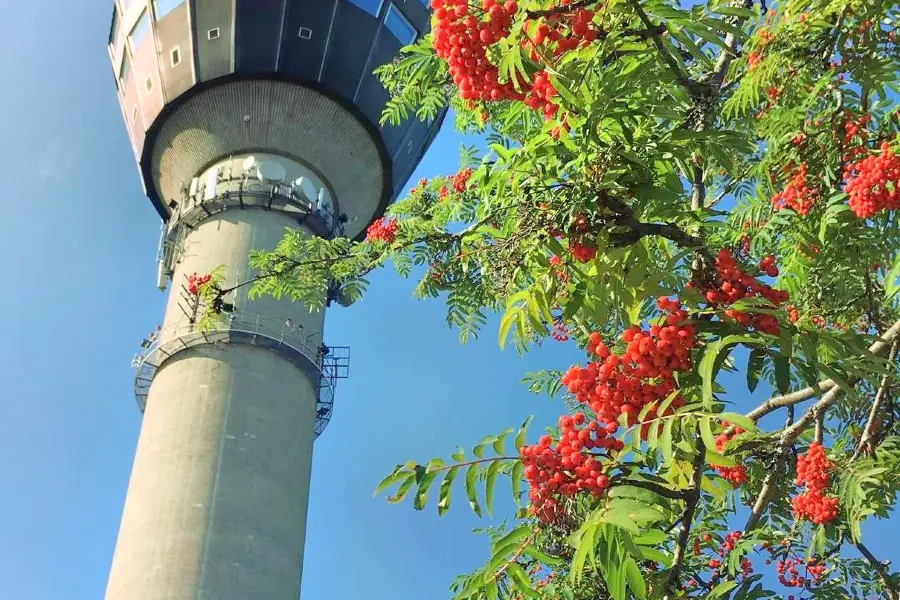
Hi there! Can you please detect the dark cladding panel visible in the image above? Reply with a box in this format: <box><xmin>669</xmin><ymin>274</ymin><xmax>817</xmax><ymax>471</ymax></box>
<box><xmin>390</xmin><ymin>118</ymin><xmax>427</xmax><ymax>194</ymax></box>
<box><xmin>321</xmin><ymin>3</ymin><xmax>380</xmax><ymax>101</ymax></box>
<box><xmin>154</xmin><ymin>2</ymin><xmax>194</xmax><ymax>101</ymax></box>
<box><xmin>235</xmin><ymin>0</ymin><xmax>285</xmax><ymax>73</ymax></box>
<box><xmin>399</xmin><ymin>0</ymin><xmax>430</xmax><ymax>30</ymax></box>
<box><xmin>279</xmin><ymin>0</ymin><xmax>336</xmax><ymax>81</ymax></box>
<box><xmin>194</xmin><ymin>0</ymin><xmax>234</xmax><ymax>82</ymax></box>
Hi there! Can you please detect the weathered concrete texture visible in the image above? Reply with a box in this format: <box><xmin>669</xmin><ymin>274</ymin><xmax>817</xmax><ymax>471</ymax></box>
<box><xmin>150</xmin><ymin>80</ymin><xmax>385</xmax><ymax>239</ymax></box>
<box><xmin>107</xmin><ymin>158</ymin><xmax>326</xmax><ymax>599</ymax></box>
<box><xmin>106</xmin><ymin>344</ymin><xmax>317</xmax><ymax>600</ymax></box>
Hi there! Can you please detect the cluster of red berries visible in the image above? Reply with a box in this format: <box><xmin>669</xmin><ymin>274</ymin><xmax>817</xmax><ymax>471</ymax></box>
<box><xmin>843</xmin><ymin>142</ymin><xmax>900</xmax><ymax>218</ymax></box>
<box><xmin>549</xmin><ymin>255</ymin><xmax>568</xmax><ymax>282</ymax></box>
<box><xmin>561</xmin><ymin>297</ymin><xmax>695</xmax><ymax>430</ymax></box>
<box><xmin>438</xmin><ymin>185</ymin><xmax>449</xmax><ymax>200</ymax></box>
<box><xmin>712</xmin><ymin>424</ymin><xmax>748</xmax><ymax>486</ymax></box>
<box><xmin>365</xmin><ymin>217</ymin><xmax>399</xmax><ymax>244</ymax></box>
<box><xmin>187</xmin><ymin>273</ymin><xmax>212</xmax><ymax>296</ymax></box>
<box><xmin>704</xmin><ymin>532</ymin><xmax>754</xmax><ymax>579</ymax></box>
<box><xmin>551</xmin><ymin>317</ymin><xmax>569</xmax><ymax>342</ymax></box>
<box><xmin>776</xmin><ymin>557</ymin><xmax>807</xmax><ymax>588</ymax></box>
<box><xmin>568</xmin><ymin>239</ymin><xmax>597</xmax><ymax>263</ymax></box>
<box><xmin>523</xmin><ymin>70</ymin><xmax>559</xmax><ymax>119</ymax></box>
<box><xmin>431</xmin><ymin>0</ymin><xmax>524</xmax><ymax>102</ymax></box>
<box><xmin>452</xmin><ymin>167</ymin><xmax>473</xmax><ymax>193</ymax></box>
<box><xmin>520</xmin><ymin>412</ymin><xmax>622</xmax><ymax>522</ymax></box>
<box><xmin>695</xmin><ymin>249</ymin><xmax>790</xmax><ymax>335</ymax></box>
<box><xmin>771</xmin><ymin>162</ymin><xmax>818</xmax><ymax>215</ymax></box>
<box><xmin>792</xmin><ymin>442</ymin><xmax>839</xmax><ymax>525</ymax></box>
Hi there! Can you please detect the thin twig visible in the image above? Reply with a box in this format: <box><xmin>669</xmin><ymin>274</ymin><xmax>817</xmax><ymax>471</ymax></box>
<box><xmin>852</xmin><ymin>340</ymin><xmax>899</xmax><ymax>460</ymax></box>
<box><xmin>664</xmin><ymin>429</ymin><xmax>706</xmax><ymax>597</ymax></box>
<box><xmin>854</xmin><ymin>541</ymin><xmax>898</xmax><ymax>600</ymax></box>
<box><xmin>624</xmin><ymin>0</ymin><xmax>700</xmax><ymax>94</ymax></box>
<box><xmin>744</xmin><ymin>318</ymin><xmax>900</xmax><ymax>423</ymax></box>
<box><xmin>743</xmin><ymin>450</ymin><xmax>788</xmax><ymax>531</ymax></box>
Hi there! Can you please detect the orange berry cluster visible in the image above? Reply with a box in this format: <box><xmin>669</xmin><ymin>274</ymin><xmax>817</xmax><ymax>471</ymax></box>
<box><xmin>187</xmin><ymin>272</ymin><xmax>212</xmax><ymax>296</ymax></box>
<box><xmin>712</xmin><ymin>424</ymin><xmax>748</xmax><ymax>486</ymax></box>
<box><xmin>771</xmin><ymin>162</ymin><xmax>818</xmax><ymax>215</ymax></box>
<box><xmin>843</xmin><ymin>142</ymin><xmax>900</xmax><ymax>218</ymax></box>
<box><xmin>520</xmin><ymin>412</ymin><xmax>623</xmax><ymax>523</ymax></box>
<box><xmin>551</xmin><ymin>317</ymin><xmax>569</xmax><ymax>342</ymax></box>
<box><xmin>365</xmin><ymin>217</ymin><xmax>399</xmax><ymax>244</ymax></box>
<box><xmin>431</xmin><ymin>0</ymin><xmax>523</xmax><ymax>102</ymax></box>
<box><xmin>567</xmin><ymin>239</ymin><xmax>597</xmax><ymax>263</ymax></box>
<box><xmin>452</xmin><ymin>167</ymin><xmax>473</xmax><ymax>193</ymax></box>
<box><xmin>561</xmin><ymin>298</ymin><xmax>695</xmax><ymax>429</ymax></box>
<box><xmin>791</xmin><ymin>442</ymin><xmax>839</xmax><ymax>525</ymax></box>
<box><xmin>697</xmin><ymin>249</ymin><xmax>790</xmax><ymax>335</ymax></box>
<box><xmin>776</xmin><ymin>557</ymin><xmax>806</xmax><ymax>588</ymax></box>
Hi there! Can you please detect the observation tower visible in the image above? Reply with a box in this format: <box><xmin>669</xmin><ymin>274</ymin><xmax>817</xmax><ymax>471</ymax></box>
<box><xmin>104</xmin><ymin>1</ymin><xmax>443</xmax><ymax>598</ymax></box>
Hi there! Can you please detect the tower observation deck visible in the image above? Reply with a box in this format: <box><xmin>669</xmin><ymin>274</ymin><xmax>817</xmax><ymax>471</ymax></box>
<box><xmin>104</xmin><ymin>1</ymin><xmax>444</xmax><ymax>599</ymax></box>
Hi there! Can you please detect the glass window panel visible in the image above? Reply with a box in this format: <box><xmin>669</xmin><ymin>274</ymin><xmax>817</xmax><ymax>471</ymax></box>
<box><xmin>119</xmin><ymin>53</ymin><xmax>131</xmax><ymax>82</ymax></box>
<box><xmin>109</xmin><ymin>9</ymin><xmax>120</xmax><ymax>46</ymax></box>
<box><xmin>346</xmin><ymin>0</ymin><xmax>383</xmax><ymax>17</ymax></box>
<box><xmin>129</xmin><ymin>9</ymin><xmax>151</xmax><ymax>50</ymax></box>
<box><xmin>153</xmin><ymin>0</ymin><xmax>185</xmax><ymax>19</ymax></box>
<box><xmin>385</xmin><ymin>4</ymin><xmax>416</xmax><ymax>44</ymax></box>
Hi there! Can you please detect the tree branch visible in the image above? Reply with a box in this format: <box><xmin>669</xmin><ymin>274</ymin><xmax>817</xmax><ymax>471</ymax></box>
<box><xmin>743</xmin><ymin>449</ymin><xmax>789</xmax><ymax>531</ymax></box>
<box><xmin>664</xmin><ymin>430</ymin><xmax>706</xmax><ymax>597</ymax></box>
<box><xmin>852</xmin><ymin>340</ymin><xmax>899</xmax><ymax>460</ymax></box>
<box><xmin>624</xmin><ymin>0</ymin><xmax>700</xmax><ymax>94</ymax></box>
<box><xmin>855</xmin><ymin>541</ymin><xmax>898</xmax><ymax>600</ymax></box>
<box><xmin>744</xmin><ymin>318</ymin><xmax>900</xmax><ymax>423</ymax></box>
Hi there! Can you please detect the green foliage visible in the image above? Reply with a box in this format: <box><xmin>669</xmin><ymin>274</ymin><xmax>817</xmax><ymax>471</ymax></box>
<box><xmin>237</xmin><ymin>0</ymin><xmax>900</xmax><ymax>598</ymax></box>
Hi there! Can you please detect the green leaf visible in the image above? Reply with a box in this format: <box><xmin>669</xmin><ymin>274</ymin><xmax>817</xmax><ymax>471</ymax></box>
<box><xmin>511</xmin><ymin>460</ymin><xmax>524</xmax><ymax>505</ymax></box>
<box><xmin>387</xmin><ymin>474</ymin><xmax>416</xmax><ymax>504</ymax></box>
<box><xmin>451</xmin><ymin>446</ymin><xmax>465</xmax><ymax>462</ymax></box>
<box><xmin>465</xmin><ymin>463</ymin><xmax>483</xmax><ymax>517</ymax></box>
<box><xmin>413</xmin><ymin>466</ymin><xmax>441</xmax><ymax>511</ymax></box>
<box><xmin>705</xmin><ymin>449</ymin><xmax>737</xmax><ymax>467</ymax></box>
<box><xmin>493</xmin><ymin>427</ymin><xmax>513</xmax><ymax>455</ymax></box>
<box><xmin>374</xmin><ymin>464</ymin><xmax>410</xmax><ymax>497</ymax></box>
<box><xmin>485</xmin><ymin>460</ymin><xmax>502</xmax><ymax>517</ymax></box>
<box><xmin>746</xmin><ymin>348</ymin><xmax>765</xmax><ymax>393</ymax></box>
<box><xmin>474</xmin><ymin>435</ymin><xmax>498</xmax><ymax>458</ymax></box>
<box><xmin>708</xmin><ymin>579</ymin><xmax>739</xmax><ymax>599</ymax></box>
<box><xmin>661</xmin><ymin>417</ymin><xmax>676</xmax><ymax>466</ymax></box>
<box><xmin>701</xmin><ymin>336</ymin><xmax>760</xmax><ymax>406</ymax></box>
<box><xmin>718</xmin><ymin>412</ymin><xmax>758</xmax><ymax>432</ymax></box>
<box><xmin>507</xmin><ymin>563</ymin><xmax>541</xmax><ymax>598</ymax></box>
<box><xmin>623</xmin><ymin>557</ymin><xmax>647</xmax><ymax>600</ymax></box>
<box><xmin>699</xmin><ymin>417</ymin><xmax>719</xmax><ymax>454</ymax></box>
<box><xmin>437</xmin><ymin>466</ymin><xmax>458</xmax><ymax>516</ymax></box>
<box><xmin>515</xmin><ymin>416</ymin><xmax>532</xmax><ymax>451</ymax></box>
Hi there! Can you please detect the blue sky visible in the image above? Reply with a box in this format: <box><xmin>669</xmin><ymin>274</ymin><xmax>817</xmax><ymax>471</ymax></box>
<box><xmin>0</xmin><ymin>2</ymin><xmax>895</xmax><ymax>600</ymax></box>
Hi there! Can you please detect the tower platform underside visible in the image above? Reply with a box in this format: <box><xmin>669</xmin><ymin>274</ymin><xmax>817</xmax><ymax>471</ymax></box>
<box><xmin>107</xmin><ymin>129</ymin><xmax>351</xmax><ymax>599</ymax></box>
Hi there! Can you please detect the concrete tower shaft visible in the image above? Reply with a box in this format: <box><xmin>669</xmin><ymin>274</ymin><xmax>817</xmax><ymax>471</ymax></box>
<box><xmin>108</xmin><ymin>154</ymin><xmax>331</xmax><ymax>600</ymax></box>
<box><xmin>106</xmin><ymin>1</ymin><xmax>445</xmax><ymax>598</ymax></box>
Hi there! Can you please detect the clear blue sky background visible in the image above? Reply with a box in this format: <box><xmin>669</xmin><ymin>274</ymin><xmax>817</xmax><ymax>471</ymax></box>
<box><xmin>0</xmin><ymin>3</ymin><xmax>895</xmax><ymax>599</ymax></box>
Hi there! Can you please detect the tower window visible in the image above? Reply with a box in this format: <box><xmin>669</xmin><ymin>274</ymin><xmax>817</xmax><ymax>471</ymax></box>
<box><xmin>129</xmin><ymin>9</ymin><xmax>151</xmax><ymax>50</ymax></box>
<box><xmin>170</xmin><ymin>47</ymin><xmax>181</xmax><ymax>67</ymax></box>
<box><xmin>145</xmin><ymin>76</ymin><xmax>153</xmax><ymax>92</ymax></box>
<box><xmin>207</xmin><ymin>28</ymin><xmax>220</xmax><ymax>40</ymax></box>
<box><xmin>119</xmin><ymin>52</ymin><xmax>131</xmax><ymax>82</ymax></box>
<box><xmin>131</xmin><ymin>106</ymin><xmax>139</xmax><ymax>125</ymax></box>
<box><xmin>385</xmin><ymin>4</ymin><xmax>416</xmax><ymax>45</ymax></box>
<box><xmin>298</xmin><ymin>27</ymin><xmax>313</xmax><ymax>40</ymax></box>
<box><xmin>153</xmin><ymin>0</ymin><xmax>186</xmax><ymax>19</ymax></box>
<box><xmin>108</xmin><ymin>8</ymin><xmax>120</xmax><ymax>46</ymax></box>
<box><xmin>347</xmin><ymin>0</ymin><xmax>383</xmax><ymax>17</ymax></box>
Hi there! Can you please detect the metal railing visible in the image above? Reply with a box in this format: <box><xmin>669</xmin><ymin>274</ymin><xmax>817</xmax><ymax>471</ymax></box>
<box><xmin>133</xmin><ymin>311</ymin><xmax>348</xmax><ymax>438</ymax></box>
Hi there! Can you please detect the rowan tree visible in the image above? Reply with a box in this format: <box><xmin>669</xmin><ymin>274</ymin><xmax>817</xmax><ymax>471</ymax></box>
<box><xmin>214</xmin><ymin>0</ymin><xmax>900</xmax><ymax>598</ymax></box>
